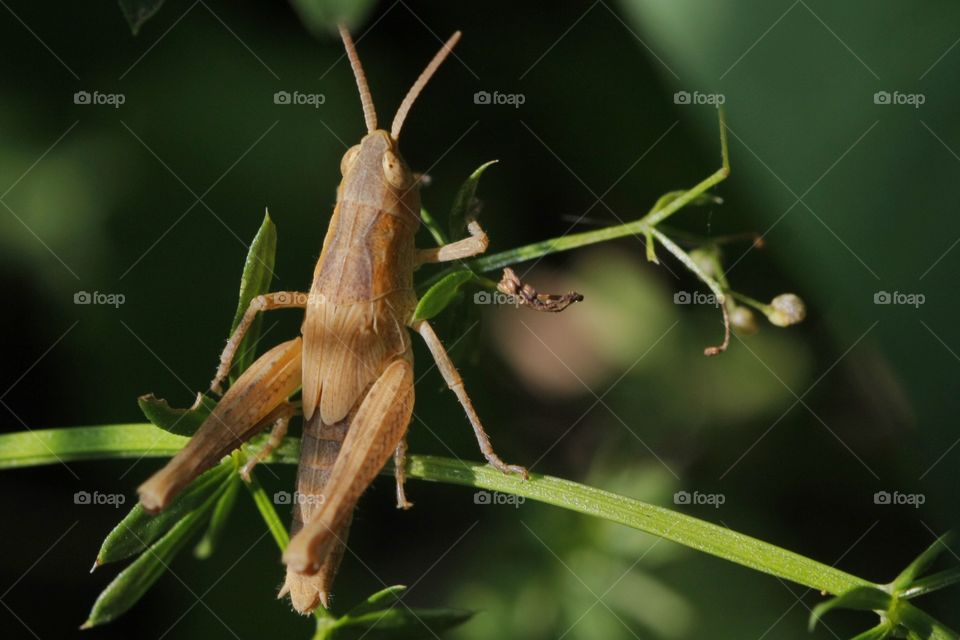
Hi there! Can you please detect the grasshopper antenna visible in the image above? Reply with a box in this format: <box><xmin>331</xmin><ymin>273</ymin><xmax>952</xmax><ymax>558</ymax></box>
<box><xmin>338</xmin><ymin>24</ymin><xmax>377</xmax><ymax>133</ymax></box>
<box><xmin>390</xmin><ymin>31</ymin><xmax>462</xmax><ymax>140</ymax></box>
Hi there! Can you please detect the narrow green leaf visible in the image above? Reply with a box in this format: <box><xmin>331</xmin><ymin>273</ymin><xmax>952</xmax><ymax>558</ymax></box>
<box><xmin>330</xmin><ymin>606</ymin><xmax>474</xmax><ymax>640</ymax></box>
<box><xmin>0</xmin><ymin>425</ymin><xmax>187</xmax><ymax>470</ymax></box>
<box><xmin>117</xmin><ymin>0</ymin><xmax>165</xmax><ymax>35</ymax></box>
<box><xmin>95</xmin><ymin>459</ymin><xmax>233</xmax><ymax>567</ymax></box>
<box><xmin>901</xmin><ymin>567</ymin><xmax>960</xmax><ymax>599</ymax></box>
<box><xmin>342</xmin><ymin>586</ymin><xmax>407</xmax><ymax>618</ymax></box>
<box><xmin>244</xmin><ymin>470</ymin><xmax>289</xmax><ymax>550</ymax></box>
<box><xmin>419</xmin><ymin>207</ymin><xmax>448</xmax><ymax>247</ymax></box>
<box><xmin>809</xmin><ymin>586</ymin><xmax>892</xmax><ymax>631</ymax></box>
<box><xmin>230</xmin><ymin>211</ymin><xmax>277</xmax><ymax>379</ymax></box>
<box><xmin>448</xmin><ymin>160</ymin><xmax>497</xmax><ymax>242</ymax></box>
<box><xmin>193</xmin><ymin>471</ymin><xmax>242</xmax><ymax>559</ymax></box>
<box><xmin>137</xmin><ymin>393</ymin><xmax>216</xmax><ymax>437</ymax></box>
<box><xmin>83</xmin><ymin>489</ymin><xmax>219</xmax><ymax>628</ymax></box>
<box><xmin>894</xmin><ymin>532</ymin><xmax>955</xmax><ymax>592</ymax></box>
<box><xmin>411</xmin><ymin>270</ymin><xmax>475</xmax><ymax>322</ymax></box>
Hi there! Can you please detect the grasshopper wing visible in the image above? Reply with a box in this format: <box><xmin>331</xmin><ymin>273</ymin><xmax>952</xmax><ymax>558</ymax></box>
<box><xmin>301</xmin><ymin>299</ymin><xmax>406</xmax><ymax>425</ymax></box>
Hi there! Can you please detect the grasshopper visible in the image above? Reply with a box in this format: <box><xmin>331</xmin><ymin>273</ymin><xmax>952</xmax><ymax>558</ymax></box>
<box><xmin>137</xmin><ymin>26</ymin><xmax>538</xmax><ymax>614</ymax></box>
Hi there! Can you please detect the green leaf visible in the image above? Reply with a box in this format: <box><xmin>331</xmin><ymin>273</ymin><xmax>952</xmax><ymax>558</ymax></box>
<box><xmin>117</xmin><ymin>0</ymin><xmax>165</xmax><ymax>35</ymax></box>
<box><xmin>193</xmin><ymin>471</ymin><xmax>242</xmax><ymax>559</ymax></box>
<box><xmin>448</xmin><ymin>160</ymin><xmax>497</xmax><ymax>242</ymax></box>
<box><xmin>290</xmin><ymin>0</ymin><xmax>377</xmax><ymax>38</ymax></box>
<box><xmin>850</xmin><ymin>622</ymin><xmax>893</xmax><ymax>640</ymax></box>
<box><xmin>419</xmin><ymin>207</ymin><xmax>448</xmax><ymax>247</ymax></box>
<box><xmin>137</xmin><ymin>393</ymin><xmax>217</xmax><ymax>437</ymax></box>
<box><xmin>243</xmin><ymin>469</ymin><xmax>290</xmax><ymax>550</ymax></box>
<box><xmin>326</xmin><ymin>604</ymin><xmax>474</xmax><ymax>640</ymax></box>
<box><xmin>893</xmin><ymin>532</ymin><xmax>955</xmax><ymax>592</ymax></box>
<box><xmin>95</xmin><ymin>459</ymin><xmax>233</xmax><ymax>567</ymax></box>
<box><xmin>0</xmin><ymin>424</ymin><xmax>187</xmax><ymax>470</ymax></box>
<box><xmin>411</xmin><ymin>270</ymin><xmax>475</xmax><ymax>322</ymax></box>
<box><xmin>901</xmin><ymin>567</ymin><xmax>960</xmax><ymax>599</ymax></box>
<box><xmin>83</xmin><ymin>487</ymin><xmax>221</xmax><ymax>628</ymax></box>
<box><xmin>342</xmin><ymin>585</ymin><xmax>407</xmax><ymax>618</ymax></box>
<box><xmin>809</xmin><ymin>586</ymin><xmax>892</xmax><ymax>631</ymax></box>
<box><xmin>230</xmin><ymin>211</ymin><xmax>277</xmax><ymax>379</ymax></box>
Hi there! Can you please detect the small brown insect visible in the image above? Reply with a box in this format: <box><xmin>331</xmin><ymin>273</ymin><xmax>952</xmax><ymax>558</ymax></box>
<box><xmin>138</xmin><ymin>26</ymin><xmax>533</xmax><ymax>613</ymax></box>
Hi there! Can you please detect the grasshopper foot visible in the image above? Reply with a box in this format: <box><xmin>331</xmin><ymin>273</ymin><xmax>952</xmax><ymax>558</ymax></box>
<box><xmin>488</xmin><ymin>456</ymin><xmax>530</xmax><ymax>480</ymax></box>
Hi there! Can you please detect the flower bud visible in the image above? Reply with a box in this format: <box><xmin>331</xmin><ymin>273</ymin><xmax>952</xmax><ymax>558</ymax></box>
<box><xmin>767</xmin><ymin>293</ymin><xmax>806</xmax><ymax>327</ymax></box>
<box><xmin>730</xmin><ymin>305</ymin><xmax>759</xmax><ymax>334</ymax></box>
<box><xmin>689</xmin><ymin>248</ymin><xmax>719</xmax><ymax>279</ymax></box>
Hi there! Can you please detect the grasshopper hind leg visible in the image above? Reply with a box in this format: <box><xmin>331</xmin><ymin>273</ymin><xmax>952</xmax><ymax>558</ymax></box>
<box><xmin>279</xmin><ymin>413</ymin><xmax>353</xmax><ymax>613</ymax></box>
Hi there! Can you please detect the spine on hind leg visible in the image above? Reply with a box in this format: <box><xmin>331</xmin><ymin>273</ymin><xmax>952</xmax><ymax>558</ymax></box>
<box><xmin>278</xmin><ymin>413</ymin><xmax>352</xmax><ymax>613</ymax></box>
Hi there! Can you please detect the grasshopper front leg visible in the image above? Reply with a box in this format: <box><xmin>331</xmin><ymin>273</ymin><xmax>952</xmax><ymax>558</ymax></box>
<box><xmin>211</xmin><ymin>291</ymin><xmax>307</xmax><ymax>394</ymax></box>
<box><xmin>413</xmin><ymin>320</ymin><xmax>529</xmax><ymax>479</ymax></box>
<box><xmin>416</xmin><ymin>220</ymin><xmax>488</xmax><ymax>265</ymax></box>
<box><xmin>139</xmin><ymin>337</ymin><xmax>302</xmax><ymax>512</ymax></box>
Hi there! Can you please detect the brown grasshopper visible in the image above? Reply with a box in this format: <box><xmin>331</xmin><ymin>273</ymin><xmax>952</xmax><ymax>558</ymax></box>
<box><xmin>137</xmin><ymin>26</ymin><xmax>546</xmax><ymax>614</ymax></box>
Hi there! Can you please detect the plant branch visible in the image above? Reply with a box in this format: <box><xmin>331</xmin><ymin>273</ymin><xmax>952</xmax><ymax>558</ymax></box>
<box><xmin>0</xmin><ymin>425</ymin><xmax>871</xmax><ymax>596</ymax></box>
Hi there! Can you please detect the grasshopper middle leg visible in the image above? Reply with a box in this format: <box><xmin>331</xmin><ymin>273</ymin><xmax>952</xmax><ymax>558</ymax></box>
<box><xmin>413</xmin><ymin>319</ymin><xmax>528</xmax><ymax>479</ymax></box>
<box><xmin>393</xmin><ymin>438</ymin><xmax>413</xmax><ymax>509</ymax></box>
<box><xmin>211</xmin><ymin>291</ymin><xmax>307</xmax><ymax>394</ymax></box>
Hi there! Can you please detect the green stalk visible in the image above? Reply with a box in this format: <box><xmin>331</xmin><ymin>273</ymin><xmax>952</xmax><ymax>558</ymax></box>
<box><xmin>420</xmin><ymin>110</ymin><xmax>730</xmax><ymax>289</ymax></box>
<box><xmin>0</xmin><ymin>425</ymin><xmax>871</xmax><ymax>596</ymax></box>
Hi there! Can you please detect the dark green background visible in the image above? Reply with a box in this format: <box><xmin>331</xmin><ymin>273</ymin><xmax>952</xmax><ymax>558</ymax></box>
<box><xmin>0</xmin><ymin>1</ymin><xmax>957</xmax><ymax>638</ymax></box>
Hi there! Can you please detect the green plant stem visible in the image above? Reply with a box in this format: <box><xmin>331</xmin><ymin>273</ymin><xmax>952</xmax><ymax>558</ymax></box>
<box><xmin>648</xmin><ymin>226</ymin><xmax>725</xmax><ymax>301</ymax></box>
<box><xmin>420</xmin><ymin>110</ymin><xmax>729</xmax><ymax>291</ymax></box>
<box><xmin>0</xmin><ymin>425</ymin><xmax>871</xmax><ymax>596</ymax></box>
<box><xmin>730</xmin><ymin>290</ymin><xmax>772</xmax><ymax>314</ymax></box>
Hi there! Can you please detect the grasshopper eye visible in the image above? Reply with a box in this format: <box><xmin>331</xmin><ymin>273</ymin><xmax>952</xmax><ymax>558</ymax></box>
<box><xmin>340</xmin><ymin>145</ymin><xmax>361</xmax><ymax>176</ymax></box>
<box><xmin>381</xmin><ymin>149</ymin><xmax>409</xmax><ymax>189</ymax></box>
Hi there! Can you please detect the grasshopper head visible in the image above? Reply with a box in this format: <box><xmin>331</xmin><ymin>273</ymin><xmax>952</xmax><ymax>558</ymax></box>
<box><xmin>339</xmin><ymin>130</ymin><xmax>414</xmax><ymax>192</ymax></box>
<box><xmin>337</xmin><ymin>130</ymin><xmax>418</xmax><ymax>219</ymax></box>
